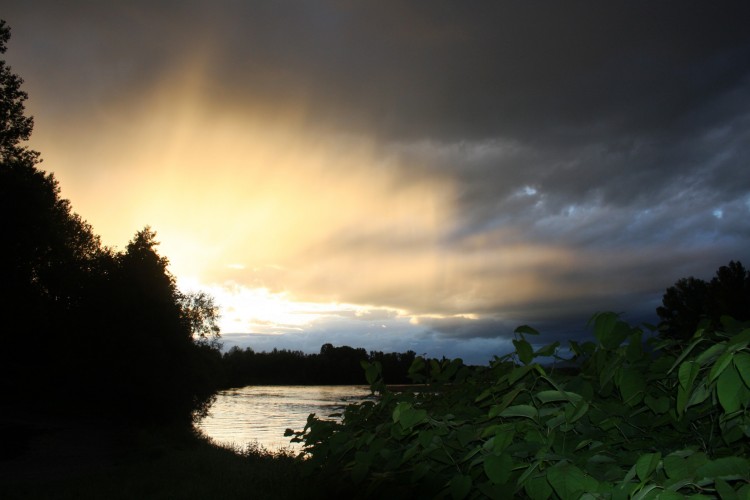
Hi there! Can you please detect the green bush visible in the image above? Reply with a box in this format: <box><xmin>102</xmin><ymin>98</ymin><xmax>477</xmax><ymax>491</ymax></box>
<box><xmin>290</xmin><ymin>313</ymin><xmax>750</xmax><ymax>499</ymax></box>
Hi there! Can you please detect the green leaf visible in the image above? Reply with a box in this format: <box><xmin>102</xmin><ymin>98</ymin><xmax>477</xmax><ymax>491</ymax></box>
<box><xmin>535</xmin><ymin>341</ymin><xmax>560</xmax><ymax>357</ymax></box>
<box><xmin>733</xmin><ymin>352</ymin><xmax>750</xmax><ymax>389</ymax></box>
<box><xmin>667</xmin><ymin>337</ymin><xmax>705</xmax><ymax>374</ymax></box>
<box><xmin>654</xmin><ymin>491</ymin><xmax>684</xmax><ymax>500</ymax></box>
<box><xmin>644</xmin><ymin>395</ymin><xmax>670</xmax><ymax>414</ymax></box>
<box><xmin>362</xmin><ymin>361</ymin><xmax>382</xmax><ymax>386</ymax></box>
<box><xmin>489</xmin><ymin>386</ymin><xmax>524</xmax><ymax>417</ymax></box>
<box><xmin>484</xmin><ymin>453</ymin><xmax>512</xmax><ymax>485</ymax></box>
<box><xmin>393</xmin><ymin>402</ymin><xmax>427</xmax><ymax>429</ymax></box>
<box><xmin>686</xmin><ymin>380</ymin><xmax>711</xmax><ymax>409</ymax></box>
<box><xmin>546</xmin><ymin>463</ymin><xmax>599</xmax><ymax>499</ymax></box>
<box><xmin>695</xmin><ymin>343</ymin><xmax>726</xmax><ymax>367</ymax></box>
<box><xmin>401</xmin><ymin>407</ymin><xmax>428</xmax><ymax>429</ymax></box>
<box><xmin>514</xmin><ymin>338</ymin><xmax>534</xmax><ymax>365</ymax></box>
<box><xmin>709</xmin><ymin>351</ymin><xmax>735</xmax><ymax>383</ymax></box>
<box><xmin>678</xmin><ymin>361</ymin><xmax>699</xmax><ymax>391</ymax></box>
<box><xmin>636</xmin><ymin>452</ymin><xmax>661</xmax><ymax>482</ymax></box>
<box><xmin>509</xmin><ymin>364</ymin><xmax>535</xmax><ymax>385</ymax></box>
<box><xmin>524</xmin><ymin>474</ymin><xmax>553</xmax><ymax>500</ymax></box>
<box><xmin>515</xmin><ymin>324</ymin><xmax>540</xmax><ymax>336</ymax></box>
<box><xmin>663</xmin><ymin>454</ymin><xmax>690</xmax><ymax>480</ymax></box>
<box><xmin>392</xmin><ymin>401</ymin><xmax>409</xmax><ymax>423</ymax></box>
<box><xmin>564</xmin><ymin>401</ymin><xmax>589</xmax><ymax>424</ymax></box>
<box><xmin>536</xmin><ymin>390</ymin><xmax>583</xmax><ymax>404</ymax></box>
<box><xmin>492</xmin><ymin>428</ymin><xmax>515</xmax><ymax>453</ymax></box>
<box><xmin>717</xmin><ymin>365</ymin><xmax>743</xmax><ymax>414</ymax></box>
<box><xmin>450</xmin><ymin>473</ymin><xmax>472</xmax><ymax>500</ymax></box>
<box><xmin>599</xmin><ymin>356</ymin><xmax>623</xmax><ymax>390</ymax></box>
<box><xmin>631</xmin><ymin>484</ymin><xmax>658</xmax><ymax>500</ymax></box>
<box><xmin>618</xmin><ymin>367</ymin><xmax>646</xmax><ymax>406</ymax></box>
<box><xmin>714</xmin><ymin>478</ymin><xmax>738</xmax><ymax>500</ymax></box>
<box><xmin>695</xmin><ymin>456</ymin><xmax>750</xmax><ymax>481</ymax></box>
<box><xmin>592</xmin><ymin>312</ymin><xmax>630</xmax><ymax>349</ymax></box>
<box><xmin>500</xmin><ymin>405</ymin><xmax>538</xmax><ymax>420</ymax></box>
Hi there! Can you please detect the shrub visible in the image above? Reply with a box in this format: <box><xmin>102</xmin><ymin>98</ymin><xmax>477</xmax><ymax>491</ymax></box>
<box><xmin>290</xmin><ymin>313</ymin><xmax>750</xmax><ymax>499</ymax></box>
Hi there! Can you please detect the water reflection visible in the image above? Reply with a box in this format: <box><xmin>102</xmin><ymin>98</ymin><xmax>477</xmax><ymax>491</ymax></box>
<box><xmin>196</xmin><ymin>385</ymin><xmax>373</xmax><ymax>452</ymax></box>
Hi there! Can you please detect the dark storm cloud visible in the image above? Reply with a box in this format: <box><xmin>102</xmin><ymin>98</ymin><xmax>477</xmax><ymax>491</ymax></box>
<box><xmin>3</xmin><ymin>1</ymin><xmax>750</xmax><ymax>345</ymax></box>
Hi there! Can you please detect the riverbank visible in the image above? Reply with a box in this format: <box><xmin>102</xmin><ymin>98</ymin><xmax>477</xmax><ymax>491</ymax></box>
<box><xmin>0</xmin><ymin>413</ymin><xmax>325</xmax><ymax>499</ymax></box>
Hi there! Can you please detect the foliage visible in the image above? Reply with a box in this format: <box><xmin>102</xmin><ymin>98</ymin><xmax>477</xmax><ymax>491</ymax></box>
<box><xmin>290</xmin><ymin>313</ymin><xmax>750</xmax><ymax>499</ymax></box>
<box><xmin>658</xmin><ymin>261</ymin><xmax>750</xmax><ymax>340</ymax></box>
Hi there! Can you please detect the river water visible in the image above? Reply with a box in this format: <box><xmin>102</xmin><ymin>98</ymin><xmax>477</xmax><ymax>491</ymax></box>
<box><xmin>195</xmin><ymin>385</ymin><xmax>373</xmax><ymax>453</ymax></box>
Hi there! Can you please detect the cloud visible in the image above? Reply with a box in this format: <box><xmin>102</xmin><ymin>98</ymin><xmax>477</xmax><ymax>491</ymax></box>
<box><xmin>3</xmin><ymin>1</ymin><xmax>750</xmax><ymax>357</ymax></box>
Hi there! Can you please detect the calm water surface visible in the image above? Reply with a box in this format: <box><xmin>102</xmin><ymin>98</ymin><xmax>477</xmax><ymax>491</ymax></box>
<box><xmin>196</xmin><ymin>385</ymin><xmax>373</xmax><ymax>452</ymax></box>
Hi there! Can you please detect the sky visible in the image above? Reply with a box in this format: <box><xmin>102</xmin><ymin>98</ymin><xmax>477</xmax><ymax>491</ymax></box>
<box><xmin>3</xmin><ymin>2</ymin><xmax>750</xmax><ymax>364</ymax></box>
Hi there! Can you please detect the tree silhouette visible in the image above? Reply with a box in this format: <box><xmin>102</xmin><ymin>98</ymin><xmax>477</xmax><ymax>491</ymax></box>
<box><xmin>0</xmin><ymin>20</ymin><xmax>37</xmax><ymax>164</ymax></box>
<box><xmin>0</xmin><ymin>21</ymin><xmax>222</xmax><ymax>425</ymax></box>
<box><xmin>657</xmin><ymin>260</ymin><xmax>750</xmax><ymax>340</ymax></box>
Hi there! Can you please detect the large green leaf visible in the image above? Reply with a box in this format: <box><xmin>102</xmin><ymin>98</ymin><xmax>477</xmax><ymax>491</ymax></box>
<box><xmin>524</xmin><ymin>474</ymin><xmax>553</xmax><ymax>500</ymax></box>
<box><xmin>450</xmin><ymin>473</ymin><xmax>472</xmax><ymax>500</ymax></box>
<box><xmin>484</xmin><ymin>453</ymin><xmax>512</xmax><ymax>485</ymax></box>
<box><xmin>393</xmin><ymin>402</ymin><xmax>427</xmax><ymax>429</ymax></box>
<box><xmin>489</xmin><ymin>386</ymin><xmax>525</xmax><ymax>417</ymax></box>
<box><xmin>515</xmin><ymin>325</ymin><xmax>540</xmax><ymax>336</ymax></box>
<box><xmin>509</xmin><ymin>364</ymin><xmax>535</xmax><ymax>385</ymax></box>
<box><xmin>565</xmin><ymin>401</ymin><xmax>589</xmax><ymax>424</ymax></box>
<box><xmin>696</xmin><ymin>343</ymin><xmax>726</xmax><ymax>367</ymax></box>
<box><xmin>667</xmin><ymin>337</ymin><xmax>705</xmax><ymax>374</ymax></box>
<box><xmin>709</xmin><ymin>351</ymin><xmax>735</xmax><ymax>383</ymax></box>
<box><xmin>717</xmin><ymin>365</ymin><xmax>744</xmax><ymax>414</ymax></box>
<box><xmin>491</xmin><ymin>427</ymin><xmax>515</xmax><ymax>453</ymax></box>
<box><xmin>546</xmin><ymin>463</ymin><xmax>599</xmax><ymax>499</ymax></box>
<box><xmin>514</xmin><ymin>338</ymin><xmax>534</xmax><ymax>365</ymax></box>
<box><xmin>618</xmin><ymin>367</ymin><xmax>645</xmax><ymax>406</ymax></box>
<box><xmin>663</xmin><ymin>454</ymin><xmax>690</xmax><ymax>480</ymax></box>
<box><xmin>535</xmin><ymin>341</ymin><xmax>561</xmax><ymax>357</ymax></box>
<box><xmin>654</xmin><ymin>491</ymin><xmax>684</xmax><ymax>500</ymax></box>
<box><xmin>678</xmin><ymin>361</ymin><xmax>699</xmax><ymax>391</ymax></box>
<box><xmin>592</xmin><ymin>312</ymin><xmax>630</xmax><ymax>349</ymax></box>
<box><xmin>499</xmin><ymin>405</ymin><xmax>538</xmax><ymax>421</ymax></box>
<box><xmin>733</xmin><ymin>352</ymin><xmax>750</xmax><ymax>389</ymax></box>
<box><xmin>625</xmin><ymin>331</ymin><xmax>643</xmax><ymax>362</ymax></box>
<box><xmin>635</xmin><ymin>452</ymin><xmax>661</xmax><ymax>482</ymax></box>
<box><xmin>695</xmin><ymin>457</ymin><xmax>750</xmax><ymax>481</ymax></box>
<box><xmin>686</xmin><ymin>380</ymin><xmax>711</xmax><ymax>409</ymax></box>
<box><xmin>714</xmin><ymin>478</ymin><xmax>738</xmax><ymax>500</ymax></box>
<box><xmin>644</xmin><ymin>395</ymin><xmax>670</xmax><ymax>414</ymax></box>
<box><xmin>536</xmin><ymin>390</ymin><xmax>583</xmax><ymax>404</ymax></box>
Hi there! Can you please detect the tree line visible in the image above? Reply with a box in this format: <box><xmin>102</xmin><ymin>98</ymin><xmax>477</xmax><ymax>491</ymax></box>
<box><xmin>220</xmin><ymin>344</ymin><xmax>417</xmax><ymax>387</ymax></box>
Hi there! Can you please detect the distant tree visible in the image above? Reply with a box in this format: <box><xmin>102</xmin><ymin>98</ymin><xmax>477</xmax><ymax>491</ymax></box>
<box><xmin>657</xmin><ymin>260</ymin><xmax>750</xmax><ymax>340</ymax></box>
<box><xmin>180</xmin><ymin>290</ymin><xmax>221</xmax><ymax>347</ymax></box>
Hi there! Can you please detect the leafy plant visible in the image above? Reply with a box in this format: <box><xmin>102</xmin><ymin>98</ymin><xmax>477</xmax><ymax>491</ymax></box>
<box><xmin>289</xmin><ymin>313</ymin><xmax>750</xmax><ymax>499</ymax></box>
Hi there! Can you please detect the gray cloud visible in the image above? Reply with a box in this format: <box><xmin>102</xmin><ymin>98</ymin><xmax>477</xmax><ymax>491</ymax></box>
<box><xmin>3</xmin><ymin>1</ymin><xmax>750</xmax><ymax>348</ymax></box>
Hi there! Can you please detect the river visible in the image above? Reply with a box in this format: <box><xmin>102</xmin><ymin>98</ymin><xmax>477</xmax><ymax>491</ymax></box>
<box><xmin>195</xmin><ymin>385</ymin><xmax>373</xmax><ymax>453</ymax></box>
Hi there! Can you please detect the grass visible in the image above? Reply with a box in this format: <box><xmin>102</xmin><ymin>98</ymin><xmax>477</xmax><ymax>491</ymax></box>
<box><xmin>1</xmin><ymin>424</ymin><xmax>328</xmax><ymax>500</ymax></box>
